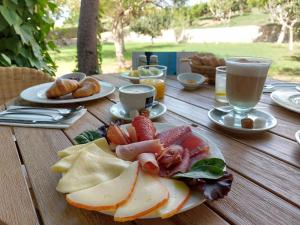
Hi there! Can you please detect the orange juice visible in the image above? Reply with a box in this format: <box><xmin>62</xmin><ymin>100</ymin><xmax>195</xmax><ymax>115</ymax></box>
<box><xmin>140</xmin><ymin>79</ymin><xmax>165</xmax><ymax>100</ymax></box>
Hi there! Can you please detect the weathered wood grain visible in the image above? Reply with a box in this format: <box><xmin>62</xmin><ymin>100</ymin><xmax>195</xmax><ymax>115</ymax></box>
<box><xmin>0</xmin><ymin>127</ymin><xmax>39</xmax><ymax>225</ymax></box>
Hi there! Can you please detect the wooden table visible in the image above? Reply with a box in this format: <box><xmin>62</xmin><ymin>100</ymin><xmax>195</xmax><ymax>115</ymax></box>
<box><xmin>0</xmin><ymin>74</ymin><xmax>299</xmax><ymax>225</ymax></box>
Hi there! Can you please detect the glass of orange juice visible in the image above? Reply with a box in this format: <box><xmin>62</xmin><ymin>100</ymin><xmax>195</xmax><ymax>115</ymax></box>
<box><xmin>140</xmin><ymin>78</ymin><xmax>165</xmax><ymax>100</ymax></box>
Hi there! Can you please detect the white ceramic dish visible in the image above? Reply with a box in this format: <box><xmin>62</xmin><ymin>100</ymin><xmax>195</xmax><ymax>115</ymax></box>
<box><xmin>295</xmin><ymin>130</ymin><xmax>300</xmax><ymax>145</ymax></box>
<box><xmin>20</xmin><ymin>81</ymin><xmax>115</xmax><ymax>104</ymax></box>
<box><xmin>60</xmin><ymin>72</ymin><xmax>86</xmax><ymax>81</ymax></box>
<box><xmin>101</xmin><ymin>122</ymin><xmax>225</xmax><ymax>219</ymax></box>
<box><xmin>121</xmin><ymin>70</ymin><xmax>164</xmax><ymax>84</ymax></box>
<box><xmin>177</xmin><ymin>73</ymin><xmax>206</xmax><ymax>90</ymax></box>
<box><xmin>208</xmin><ymin>108</ymin><xmax>277</xmax><ymax>133</ymax></box>
<box><xmin>271</xmin><ymin>90</ymin><xmax>300</xmax><ymax>113</ymax></box>
<box><xmin>110</xmin><ymin>102</ymin><xmax>167</xmax><ymax>121</ymax></box>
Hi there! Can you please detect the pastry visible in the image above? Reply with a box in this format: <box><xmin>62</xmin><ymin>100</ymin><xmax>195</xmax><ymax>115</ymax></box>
<box><xmin>72</xmin><ymin>77</ymin><xmax>101</xmax><ymax>98</ymax></box>
<box><xmin>46</xmin><ymin>78</ymin><xmax>79</xmax><ymax>98</ymax></box>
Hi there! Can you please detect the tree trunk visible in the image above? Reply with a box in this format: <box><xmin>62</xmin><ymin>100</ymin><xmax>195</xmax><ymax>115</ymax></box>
<box><xmin>112</xmin><ymin>21</ymin><xmax>126</xmax><ymax>69</ymax></box>
<box><xmin>288</xmin><ymin>26</ymin><xmax>294</xmax><ymax>51</ymax></box>
<box><xmin>77</xmin><ymin>0</ymin><xmax>99</xmax><ymax>75</ymax></box>
<box><xmin>277</xmin><ymin>24</ymin><xmax>286</xmax><ymax>43</ymax></box>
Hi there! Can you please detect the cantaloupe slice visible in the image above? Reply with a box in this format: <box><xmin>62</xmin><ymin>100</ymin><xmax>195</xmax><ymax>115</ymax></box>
<box><xmin>56</xmin><ymin>151</ymin><xmax>129</xmax><ymax>193</ymax></box>
<box><xmin>158</xmin><ymin>178</ymin><xmax>190</xmax><ymax>218</ymax></box>
<box><xmin>66</xmin><ymin>161</ymin><xmax>139</xmax><ymax>211</ymax></box>
<box><xmin>57</xmin><ymin>138</ymin><xmax>113</xmax><ymax>158</ymax></box>
<box><xmin>114</xmin><ymin>170</ymin><xmax>169</xmax><ymax>222</ymax></box>
<box><xmin>52</xmin><ymin>143</ymin><xmax>115</xmax><ymax>173</ymax></box>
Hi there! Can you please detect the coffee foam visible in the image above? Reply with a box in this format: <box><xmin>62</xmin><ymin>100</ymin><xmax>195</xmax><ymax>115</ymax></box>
<box><xmin>226</xmin><ymin>60</ymin><xmax>270</xmax><ymax>77</ymax></box>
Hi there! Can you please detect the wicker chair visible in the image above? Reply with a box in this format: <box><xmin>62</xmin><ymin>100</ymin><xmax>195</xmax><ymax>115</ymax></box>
<box><xmin>0</xmin><ymin>67</ymin><xmax>54</xmax><ymax>105</ymax></box>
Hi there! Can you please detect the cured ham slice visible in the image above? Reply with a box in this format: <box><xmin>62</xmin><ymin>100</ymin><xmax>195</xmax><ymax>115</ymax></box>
<box><xmin>126</xmin><ymin>125</ymin><xmax>138</xmax><ymax>143</ymax></box>
<box><xmin>180</xmin><ymin>133</ymin><xmax>209</xmax><ymax>157</ymax></box>
<box><xmin>132</xmin><ymin>116</ymin><xmax>156</xmax><ymax>141</ymax></box>
<box><xmin>157</xmin><ymin>145</ymin><xmax>184</xmax><ymax>169</ymax></box>
<box><xmin>156</xmin><ymin>126</ymin><xmax>192</xmax><ymax>147</ymax></box>
<box><xmin>116</xmin><ymin>139</ymin><xmax>163</xmax><ymax>161</ymax></box>
<box><xmin>138</xmin><ymin>153</ymin><xmax>159</xmax><ymax>175</ymax></box>
<box><xmin>159</xmin><ymin>148</ymin><xmax>190</xmax><ymax>177</ymax></box>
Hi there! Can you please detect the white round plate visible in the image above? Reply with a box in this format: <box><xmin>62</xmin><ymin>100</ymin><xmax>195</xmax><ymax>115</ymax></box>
<box><xmin>295</xmin><ymin>130</ymin><xmax>300</xmax><ymax>145</ymax></box>
<box><xmin>208</xmin><ymin>108</ymin><xmax>277</xmax><ymax>133</ymax></box>
<box><xmin>271</xmin><ymin>90</ymin><xmax>300</xmax><ymax>113</ymax></box>
<box><xmin>110</xmin><ymin>102</ymin><xmax>167</xmax><ymax>121</ymax></box>
<box><xmin>102</xmin><ymin>122</ymin><xmax>225</xmax><ymax>219</ymax></box>
<box><xmin>20</xmin><ymin>81</ymin><xmax>115</xmax><ymax>104</ymax></box>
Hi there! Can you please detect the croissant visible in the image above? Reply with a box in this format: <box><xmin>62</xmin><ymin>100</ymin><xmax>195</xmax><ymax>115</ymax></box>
<box><xmin>72</xmin><ymin>77</ymin><xmax>101</xmax><ymax>98</ymax></box>
<box><xmin>46</xmin><ymin>78</ymin><xmax>79</xmax><ymax>99</ymax></box>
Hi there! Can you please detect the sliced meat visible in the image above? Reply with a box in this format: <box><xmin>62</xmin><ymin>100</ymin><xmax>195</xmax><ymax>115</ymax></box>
<box><xmin>138</xmin><ymin>153</ymin><xmax>159</xmax><ymax>175</ymax></box>
<box><xmin>180</xmin><ymin>133</ymin><xmax>210</xmax><ymax>157</ymax></box>
<box><xmin>116</xmin><ymin>139</ymin><xmax>163</xmax><ymax>161</ymax></box>
<box><xmin>107</xmin><ymin>124</ymin><xmax>129</xmax><ymax>145</ymax></box>
<box><xmin>157</xmin><ymin>145</ymin><xmax>184</xmax><ymax>169</ymax></box>
<box><xmin>126</xmin><ymin>125</ymin><xmax>138</xmax><ymax>143</ymax></box>
<box><xmin>132</xmin><ymin>115</ymin><xmax>156</xmax><ymax>141</ymax></box>
<box><xmin>159</xmin><ymin>148</ymin><xmax>190</xmax><ymax>177</ymax></box>
<box><xmin>156</xmin><ymin>126</ymin><xmax>192</xmax><ymax>147</ymax></box>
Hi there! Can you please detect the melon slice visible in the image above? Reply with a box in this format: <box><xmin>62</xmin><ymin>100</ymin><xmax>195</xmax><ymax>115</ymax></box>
<box><xmin>66</xmin><ymin>161</ymin><xmax>139</xmax><ymax>211</ymax></box>
<box><xmin>57</xmin><ymin>138</ymin><xmax>112</xmax><ymax>158</ymax></box>
<box><xmin>56</xmin><ymin>151</ymin><xmax>129</xmax><ymax>193</ymax></box>
<box><xmin>52</xmin><ymin>143</ymin><xmax>115</xmax><ymax>173</ymax></box>
<box><xmin>114</xmin><ymin>170</ymin><xmax>169</xmax><ymax>222</ymax></box>
<box><xmin>158</xmin><ymin>178</ymin><xmax>190</xmax><ymax>218</ymax></box>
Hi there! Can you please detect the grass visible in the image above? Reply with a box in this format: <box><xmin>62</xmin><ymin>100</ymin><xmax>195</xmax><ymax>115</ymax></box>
<box><xmin>50</xmin><ymin>42</ymin><xmax>300</xmax><ymax>82</ymax></box>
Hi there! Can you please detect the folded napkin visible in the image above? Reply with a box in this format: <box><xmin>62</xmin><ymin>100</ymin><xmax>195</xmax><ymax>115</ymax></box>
<box><xmin>0</xmin><ymin>108</ymin><xmax>87</xmax><ymax>129</ymax></box>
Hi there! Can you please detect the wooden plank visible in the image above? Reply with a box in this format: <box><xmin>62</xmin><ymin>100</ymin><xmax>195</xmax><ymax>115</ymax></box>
<box><xmin>0</xmin><ymin>126</ymin><xmax>39</xmax><ymax>225</ymax></box>
<box><xmin>14</xmin><ymin>127</ymin><xmax>131</xmax><ymax>225</ymax></box>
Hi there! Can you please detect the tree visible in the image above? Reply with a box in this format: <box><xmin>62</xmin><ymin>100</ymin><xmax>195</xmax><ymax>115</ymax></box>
<box><xmin>0</xmin><ymin>0</ymin><xmax>57</xmax><ymax>75</ymax></box>
<box><xmin>266</xmin><ymin>0</ymin><xmax>300</xmax><ymax>50</ymax></box>
<box><xmin>77</xmin><ymin>0</ymin><xmax>99</xmax><ymax>75</ymax></box>
<box><xmin>130</xmin><ymin>8</ymin><xmax>170</xmax><ymax>43</ymax></box>
<box><xmin>208</xmin><ymin>0</ymin><xmax>235</xmax><ymax>22</ymax></box>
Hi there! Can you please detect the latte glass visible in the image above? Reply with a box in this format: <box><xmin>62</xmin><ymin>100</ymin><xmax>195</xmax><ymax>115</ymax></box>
<box><xmin>225</xmin><ymin>57</ymin><xmax>271</xmax><ymax>115</ymax></box>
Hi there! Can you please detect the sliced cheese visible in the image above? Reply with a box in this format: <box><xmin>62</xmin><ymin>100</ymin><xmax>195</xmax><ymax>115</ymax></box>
<box><xmin>52</xmin><ymin>143</ymin><xmax>114</xmax><ymax>173</ymax></box>
<box><xmin>57</xmin><ymin>138</ymin><xmax>112</xmax><ymax>158</ymax></box>
<box><xmin>66</xmin><ymin>161</ymin><xmax>139</xmax><ymax>211</ymax></box>
<box><xmin>56</xmin><ymin>151</ymin><xmax>129</xmax><ymax>193</ymax></box>
<box><xmin>114</xmin><ymin>170</ymin><xmax>169</xmax><ymax>222</ymax></box>
<box><xmin>158</xmin><ymin>178</ymin><xmax>190</xmax><ymax>218</ymax></box>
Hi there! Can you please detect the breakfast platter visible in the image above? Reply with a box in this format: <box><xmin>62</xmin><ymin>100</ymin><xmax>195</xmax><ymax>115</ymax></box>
<box><xmin>121</xmin><ymin>67</ymin><xmax>164</xmax><ymax>83</ymax></box>
<box><xmin>51</xmin><ymin>115</ymin><xmax>231</xmax><ymax>221</ymax></box>
<box><xmin>20</xmin><ymin>79</ymin><xmax>115</xmax><ymax>104</ymax></box>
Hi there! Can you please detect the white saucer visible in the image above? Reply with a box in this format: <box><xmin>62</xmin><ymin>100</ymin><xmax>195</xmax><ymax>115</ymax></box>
<box><xmin>110</xmin><ymin>102</ymin><xmax>167</xmax><ymax>121</ymax></box>
<box><xmin>295</xmin><ymin>130</ymin><xmax>300</xmax><ymax>145</ymax></box>
<box><xmin>208</xmin><ymin>108</ymin><xmax>277</xmax><ymax>133</ymax></box>
<box><xmin>271</xmin><ymin>90</ymin><xmax>300</xmax><ymax>113</ymax></box>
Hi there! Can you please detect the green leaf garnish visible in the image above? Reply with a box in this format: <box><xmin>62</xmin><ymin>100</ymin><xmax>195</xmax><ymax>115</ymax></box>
<box><xmin>74</xmin><ymin>130</ymin><xmax>101</xmax><ymax>144</ymax></box>
<box><xmin>173</xmin><ymin>158</ymin><xmax>225</xmax><ymax>180</ymax></box>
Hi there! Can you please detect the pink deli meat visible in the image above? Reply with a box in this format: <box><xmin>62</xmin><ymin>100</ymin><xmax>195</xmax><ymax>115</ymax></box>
<box><xmin>116</xmin><ymin>139</ymin><xmax>163</xmax><ymax>161</ymax></box>
<box><xmin>132</xmin><ymin>116</ymin><xmax>156</xmax><ymax>141</ymax></box>
<box><xmin>138</xmin><ymin>153</ymin><xmax>159</xmax><ymax>175</ymax></box>
<box><xmin>180</xmin><ymin>133</ymin><xmax>210</xmax><ymax>157</ymax></box>
<box><xmin>155</xmin><ymin>126</ymin><xmax>192</xmax><ymax>147</ymax></box>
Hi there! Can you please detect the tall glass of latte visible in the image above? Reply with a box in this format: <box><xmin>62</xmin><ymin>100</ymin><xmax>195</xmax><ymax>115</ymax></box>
<box><xmin>226</xmin><ymin>57</ymin><xmax>271</xmax><ymax>115</ymax></box>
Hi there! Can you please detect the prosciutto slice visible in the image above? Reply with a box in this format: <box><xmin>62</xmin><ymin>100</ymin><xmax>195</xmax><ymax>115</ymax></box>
<box><xmin>116</xmin><ymin>139</ymin><xmax>163</xmax><ymax>161</ymax></box>
<box><xmin>180</xmin><ymin>133</ymin><xmax>209</xmax><ymax>157</ymax></box>
<box><xmin>159</xmin><ymin>148</ymin><xmax>190</xmax><ymax>177</ymax></box>
<box><xmin>156</xmin><ymin>126</ymin><xmax>192</xmax><ymax>147</ymax></box>
<box><xmin>138</xmin><ymin>153</ymin><xmax>159</xmax><ymax>175</ymax></box>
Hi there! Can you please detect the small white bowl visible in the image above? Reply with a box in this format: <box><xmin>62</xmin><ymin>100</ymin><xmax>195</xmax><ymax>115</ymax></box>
<box><xmin>177</xmin><ymin>73</ymin><xmax>206</xmax><ymax>90</ymax></box>
<box><xmin>60</xmin><ymin>72</ymin><xmax>86</xmax><ymax>81</ymax></box>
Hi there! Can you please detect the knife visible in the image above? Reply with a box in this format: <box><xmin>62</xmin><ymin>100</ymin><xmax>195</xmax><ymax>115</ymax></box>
<box><xmin>0</xmin><ymin>118</ymin><xmax>63</xmax><ymax>124</ymax></box>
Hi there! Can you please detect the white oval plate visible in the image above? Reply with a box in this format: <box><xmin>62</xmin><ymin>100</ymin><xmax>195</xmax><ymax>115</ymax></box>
<box><xmin>121</xmin><ymin>71</ymin><xmax>164</xmax><ymax>81</ymax></box>
<box><xmin>295</xmin><ymin>130</ymin><xmax>300</xmax><ymax>145</ymax></box>
<box><xmin>208</xmin><ymin>108</ymin><xmax>277</xmax><ymax>133</ymax></box>
<box><xmin>271</xmin><ymin>90</ymin><xmax>300</xmax><ymax>113</ymax></box>
<box><xmin>20</xmin><ymin>81</ymin><xmax>115</xmax><ymax>104</ymax></box>
<box><xmin>102</xmin><ymin>122</ymin><xmax>224</xmax><ymax>219</ymax></box>
<box><xmin>110</xmin><ymin>102</ymin><xmax>167</xmax><ymax>121</ymax></box>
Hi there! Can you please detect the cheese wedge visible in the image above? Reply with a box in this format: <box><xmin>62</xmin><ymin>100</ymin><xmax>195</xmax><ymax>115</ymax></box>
<box><xmin>66</xmin><ymin>161</ymin><xmax>139</xmax><ymax>211</ymax></box>
<box><xmin>114</xmin><ymin>170</ymin><xmax>169</xmax><ymax>222</ymax></box>
<box><xmin>52</xmin><ymin>143</ymin><xmax>115</xmax><ymax>173</ymax></box>
<box><xmin>57</xmin><ymin>138</ymin><xmax>112</xmax><ymax>158</ymax></box>
<box><xmin>158</xmin><ymin>178</ymin><xmax>190</xmax><ymax>218</ymax></box>
<box><xmin>56</xmin><ymin>151</ymin><xmax>129</xmax><ymax>193</ymax></box>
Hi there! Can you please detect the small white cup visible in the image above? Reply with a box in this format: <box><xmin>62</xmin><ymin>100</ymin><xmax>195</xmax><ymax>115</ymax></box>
<box><xmin>119</xmin><ymin>84</ymin><xmax>155</xmax><ymax>113</ymax></box>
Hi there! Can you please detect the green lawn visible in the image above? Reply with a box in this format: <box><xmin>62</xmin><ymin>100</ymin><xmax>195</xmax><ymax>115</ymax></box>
<box><xmin>51</xmin><ymin>42</ymin><xmax>300</xmax><ymax>82</ymax></box>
